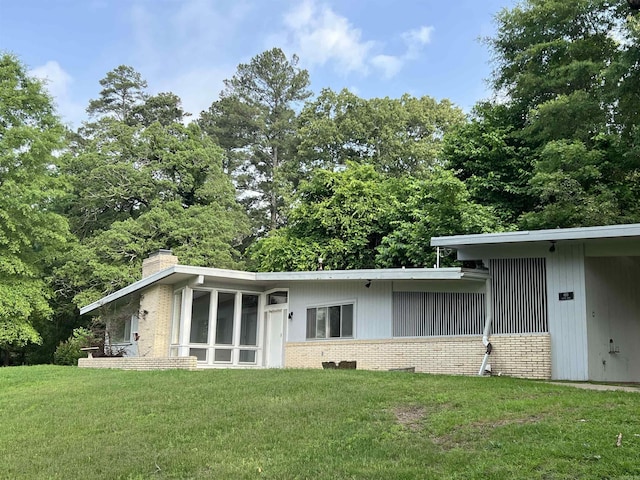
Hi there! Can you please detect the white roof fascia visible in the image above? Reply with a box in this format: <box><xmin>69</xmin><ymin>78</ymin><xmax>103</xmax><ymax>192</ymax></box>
<box><xmin>79</xmin><ymin>265</ymin><xmax>258</xmax><ymax>315</ymax></box>
<box><xmin>256</xmin><ymin>268</ymin><xmax>488</xmax><ymax>282</ymax></box>
<box><xmin>431</xmin><ymin>223</ymin><xmax>640</xmax><ymax>247</ymax></box>
<box><xmin>80</xmin><ymin>266</ymin><xmax>488</xmax><ymax>315</ymax></box>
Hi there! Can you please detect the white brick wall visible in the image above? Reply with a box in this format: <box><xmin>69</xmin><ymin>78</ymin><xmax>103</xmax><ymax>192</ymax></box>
<box><xmin>78</xmin><ymin>356</ymin><xmax>197</xmax><ymax>371</ymax></box>
<box><xmin>285</xmin><ymin>334</ymin><xmax>551</xmax><ymax>379</ymax></box>
<box><xmin>137</xmin><ymin>285</ymin><xmax>174</xmax><ymax>358</ymax></box>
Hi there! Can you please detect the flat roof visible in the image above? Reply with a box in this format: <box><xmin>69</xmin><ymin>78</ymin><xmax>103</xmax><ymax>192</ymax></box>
<box><xmin>80</xmin><ymin>265</ymin><xmax>488</xmax><ymax>315</ymax></box>
<box><xmin>431</xmin><ymin>223</ymin><xmax>640</xmax><ymax>247</ymax></box>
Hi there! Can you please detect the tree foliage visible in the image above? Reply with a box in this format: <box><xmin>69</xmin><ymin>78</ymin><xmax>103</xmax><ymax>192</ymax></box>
<box><xmin>446</xmin><ymin>0</ymin><xmax>640</xmax><ymax>229</ymax></box>
<box><xmin>250</xmin><ymin>164</ymin><xmax>499</xmax><ymax>271</ymax></box>
<box><xmin>86</xmin><ymin>65</ymin><xmax>148</xmax><ymax>122</ymax></box>
<box><xmin>444</xmin><ymin>102</ymin><xmax>535</xmax><ymax>225</ymax></box>
<box><xmin>128</xmin><ymin>92</ymin><xmax>189</xmax><ymax>127</ymax></box>
<box><xmin>0</xmin><ymin>54</ymin><xmax>70</xmax><ymax>361</ymax></box>
<box><xmin>200</xmin><ymin>48</ymin><xmax>312</xmax><ymax>231</ymax></box>
<box><xmin>377</xmin><ymin>169</ymin><xmax>501</xmax><ymax>268</ymax></box>
<box><xmin>59</xmin><ymin>119</ymin><xmax>249</xmax><ymax>305</ymax></box>
<box><xmin>297</xmin><ymin>88</ymin><xmax>465</xmax><ymax>177</ymax></box>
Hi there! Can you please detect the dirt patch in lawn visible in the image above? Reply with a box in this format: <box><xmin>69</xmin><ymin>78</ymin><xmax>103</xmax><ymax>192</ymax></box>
<box><xmin>392</xmin><ymin>405</ymin><xmax>427</xmax><ymax>431</ymax></box>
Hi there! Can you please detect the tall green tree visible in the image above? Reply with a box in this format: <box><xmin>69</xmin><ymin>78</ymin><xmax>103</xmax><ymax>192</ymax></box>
<box><xmin>489</xmin><ymin>0</ymin><xmax>618</xmax><ymax>113</ymax></box>
<box><xmin>376</xmin><ymin>169</ymin><xmax>502</xmax><ymax>268</ymax></box>
<box><xmin>200</xmin><ymin>48</ymin><xmax>312</xmax><ymax>232</ymax></box>
<box><xmin>86</xmin><ymin>65</ymin><xmax>148</xmax><ymax>122</ymax></box>
<box><xmin>297</xmin><ymin>88</ymin><xmax>465</xmax><ymax>177</ymax></box>
<box><xmin>0</xmin><ymin>54</ymin><xmax>70</xmax><ymax>364</ymax></box>
<box><xmin>449</xmin><ymin>0</ymin><xmax>640</xmax><ymax>229</ymax></box>
<box><xmin>128</xmin><ymin>92</ymin><xmax>189</xmax><ymax>127</ymax></box>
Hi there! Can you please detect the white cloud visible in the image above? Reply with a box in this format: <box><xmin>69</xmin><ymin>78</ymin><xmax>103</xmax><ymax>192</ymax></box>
<box><xmin>370</xmin><ymin>55</ymin><xmax>403</xmax><ymax>79</ymax></box>
<box><xmin>280</xmin><ymin>1</ymin><xmax>434</xmax><ymax>81</ymax></box>
<box><xmin>402</xmin><ymin>25</ymin><xmax>434</xmax><ymax>59</ymax></box>
<box><xmin>282</xmin><ymin>0</ymin><xmax>375</xmax><ymax>74</ymax></box>
<box><xmin>29</xmin><ymin>61</ymin><xmax>85</xmax><ymax>127</ymax></box>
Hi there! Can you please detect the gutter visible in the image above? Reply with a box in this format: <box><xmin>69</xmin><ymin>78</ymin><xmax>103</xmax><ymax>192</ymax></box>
<box><xmin>478</xmin><ymin>277</ymin><xmax>493</xmax><ymax>376</ymax></box>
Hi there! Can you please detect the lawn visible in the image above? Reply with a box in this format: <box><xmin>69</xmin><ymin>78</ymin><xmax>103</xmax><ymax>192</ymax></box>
<box><xmin>0</xmin><ymin>366</ymin><xmax>639</xmax><ymax>479</ymax></box>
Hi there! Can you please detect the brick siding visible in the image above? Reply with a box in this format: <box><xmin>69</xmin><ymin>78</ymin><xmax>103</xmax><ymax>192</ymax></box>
<box><xmin>285</xmin><ymin>333</ymin><xmax>551</xmax><ymax>379</ymax></box>
<box><xmin>138</xmin><ymin>285</ymin><xmax>173</xmax><ymax>357</ymax></box>
<box><xmin>78</xmin><ymin>356</ymin><xmax>197</xmax><ymax>371</ymax></box>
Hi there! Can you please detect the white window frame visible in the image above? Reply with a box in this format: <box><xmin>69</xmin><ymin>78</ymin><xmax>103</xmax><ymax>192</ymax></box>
<box><xmin>175</xmin><ymin>285</ymin><xmax>264</xmax><ymax>366</ymax></box>
<box><xmin>305</xmin><ymin>300</ymin><xmax>355</xmax><ymax>340</ymax></box>
<box><xmin>107</xmin><ymin>314</ymin><xmax>134</xmax><ymax>345</ymax></box>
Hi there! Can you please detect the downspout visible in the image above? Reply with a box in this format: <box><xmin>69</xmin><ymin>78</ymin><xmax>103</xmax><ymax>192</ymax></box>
<box><xmin>478</xmin><ymin>276</ymin><xmax>493</xmax><ymax>376</ymax></box>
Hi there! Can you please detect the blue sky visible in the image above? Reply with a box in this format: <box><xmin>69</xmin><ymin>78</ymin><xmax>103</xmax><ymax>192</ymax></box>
<box><xmin>0</xmin><ymin>0</ymin><xmax>516</xmax><ymax>128</ymax></box>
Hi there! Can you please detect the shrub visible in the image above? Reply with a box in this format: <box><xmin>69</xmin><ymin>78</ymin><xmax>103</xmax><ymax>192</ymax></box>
<box><xmin>53</xmin><ymin>328</ymin><xmax>96</xmax><ymax>366</ymax></box>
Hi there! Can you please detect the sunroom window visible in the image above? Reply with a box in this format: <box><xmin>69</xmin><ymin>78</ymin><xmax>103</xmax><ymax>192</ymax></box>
<box><xmin>177</xmin><ymin>288</ymin><xmax>262</xmax><ymax>366</ymax></box>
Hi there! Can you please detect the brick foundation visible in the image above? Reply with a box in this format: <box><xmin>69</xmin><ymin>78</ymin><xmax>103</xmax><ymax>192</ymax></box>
<box><xmin>78</xmin><ymin>356</ymin><xmax>197</xmax><ymax>371</ymax></box>
<box><xmin>285</xmin><ymin>334</ymin><xmax>551</xmax><ymax>379</ymax></box>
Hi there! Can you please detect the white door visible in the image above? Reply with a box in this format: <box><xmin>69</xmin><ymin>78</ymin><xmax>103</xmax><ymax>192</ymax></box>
<box><xmin>266</xmin><ymin>309</ymin><xmax>285</xmax><ymax>368</ymax></box>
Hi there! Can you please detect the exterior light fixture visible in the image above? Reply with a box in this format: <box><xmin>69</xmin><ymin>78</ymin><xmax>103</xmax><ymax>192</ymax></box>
<box><xmin>549</xmin><ymin>241</ymin><xmax>556</xmax><ymax>253</ymax></box>
<box><xmin>365</xmin><ymin>280</ymin><xmax>372</xmax><ymax>288</ymax></box>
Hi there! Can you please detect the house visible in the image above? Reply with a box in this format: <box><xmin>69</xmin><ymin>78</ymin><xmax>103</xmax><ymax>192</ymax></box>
<box><xmin>79</xmin><ymin>223</ymin><xmax>640</xmax><ymax>382</ymax></box>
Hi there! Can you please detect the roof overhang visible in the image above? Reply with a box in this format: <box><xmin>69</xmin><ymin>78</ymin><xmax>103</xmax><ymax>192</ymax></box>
<box><xmin>431</xmin><ymin>223</ymin><xmax>640</xmax><ymax>248</ymax></box>
<box><xmin>80</xmin><ymin>266</ymin><xmax>488</xmax><ymax>316</ymax></box>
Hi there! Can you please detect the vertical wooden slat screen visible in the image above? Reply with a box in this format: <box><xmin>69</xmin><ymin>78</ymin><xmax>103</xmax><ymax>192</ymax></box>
<box><xmin>393</xmin><ymin>292</ymin><xmax>485</xmax><ymax>337</ymax></box>
<box><xmin>490</xmin><ymin>258</ymin><xmax>548</xmax><ymax>334</ymax></box>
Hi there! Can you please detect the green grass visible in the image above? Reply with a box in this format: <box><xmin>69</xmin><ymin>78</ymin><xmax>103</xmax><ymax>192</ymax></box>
<box><xmin>1</xmin><ymin>367</ymin><xmax>639</xmax><ymax>479</ymax></box>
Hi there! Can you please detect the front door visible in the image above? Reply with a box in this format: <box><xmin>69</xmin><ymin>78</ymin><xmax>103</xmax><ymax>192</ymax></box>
<box><xmin>265</xmin><ymin>309</ymin><xmax>285</xmax><ymax>368</ymax></box>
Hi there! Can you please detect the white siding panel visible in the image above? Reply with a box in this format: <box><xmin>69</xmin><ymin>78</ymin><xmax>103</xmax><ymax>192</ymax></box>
<box><xmin>586</xmin><ymin>257</ymin><xmax>640</xmax><ymax>382</ymax></box>
<box><xmin>547</xmin><ymin>244</ymin><xmax>588</xmax><ymax>380</ymax></box>
<box><xmin>287</xmin><ymin>281</ymin><xmax>393</xmax><ymax>342</ymax></box>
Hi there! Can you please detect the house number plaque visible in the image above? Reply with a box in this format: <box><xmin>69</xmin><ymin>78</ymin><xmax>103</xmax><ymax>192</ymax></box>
<box><xmin>558</xmin><ymin>292</ymin><xmax>574</xmax><ymax>301</ymax></box>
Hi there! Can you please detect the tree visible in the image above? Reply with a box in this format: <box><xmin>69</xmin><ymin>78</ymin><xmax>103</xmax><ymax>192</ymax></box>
<box><xmin>128</xmin><ymin>92</ymin><xmax>189</xmax><ymax>126</ymax></box>
<box><xmin>61</xmin><ymin>118</ymin><xmax>157</xmax><ymax>238</ymax></box>
<box><xmin>465</xmin><ymin>0</ymin><xmax>640</xmax><ymax>229</ymax></box>
<box><xmin>58</xmin><ymin>120</ymin><xmax>249</xmax><ymax>306</ymax></box>
<box><xmin>250</xmin><ymin>164</ymin><xmax>500</xmax><ymax>272</ymax></box>
<box><xmin>489</xmin><ymin>0</ymin><xmax>618</xmax><ymax>114</ymax></box>
<box><xmin>200</xmin><ymin>48</ymin><xmax>312</xmax><ymax>232</ymax></box>
<box><xmin>443</xmin><ymin>102</ymin><xmax>536</xmax><ymax>225</ymax></box>
<box><xmin>86</xmin><ymin>65</ymin><xmax>148</xmax><ymax>122</ymax></box>
<box><xmin>250</xmin><ymin>163</ymin><xmax>402</xmax><ymax>271</ymax></box>
<box><xmin>0</xmin><ymin>54</ymin><xmax>70</xmax><ymax>363</ymax></box>
<box><xmin>376</xmin><ymin>169</ymin><xmax>503</xmax><ymax>268</ymax></box>
<box><xmin>296</xmin><ymin>89</ymin><xmax>465</xmax><ymax>177</ymax></box>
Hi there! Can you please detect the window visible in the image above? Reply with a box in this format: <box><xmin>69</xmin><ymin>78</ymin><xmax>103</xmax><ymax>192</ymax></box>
<box><xmin>267</xmin><ymin>291</ymin><xmax>288</xmax><ymax>305</ymax></box>
<box><xmin>240</xmin><ymin>294</ymin><xmax>258</xmax><ymax>346</ymax></box>
<box><xmin>109</xmin><ymin>316</ymin><xmax>132</xmax><ymax>344</ymax></box>
<box><xmin>171</xmin><ymin>290</ymin><xmax>183</xmax><ymax>345</ymax></box>
<box><xmin>190</xmin><ymin>290</ymin><xmax>210</xmax><ymax>343</ymax></box>
<box><xmin>215</xmin><ymin>292</ymin><xmax>235</xmax><ymax>345</ymax></box>
<box><xmin>306</xmin><ymin>303</ymin><xmax>353</xmax><ymax>339</ymax></box>
<box><xmin>175</xmin><ymin>287</ymin><xmax>263</xmax><ymax>366</ymax></box>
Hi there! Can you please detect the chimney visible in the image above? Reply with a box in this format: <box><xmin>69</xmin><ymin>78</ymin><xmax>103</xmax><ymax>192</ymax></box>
<box><xmin>142</xmin><ymin>249</ymin><xmax>179</xmax><ymax>278</ymax></box>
